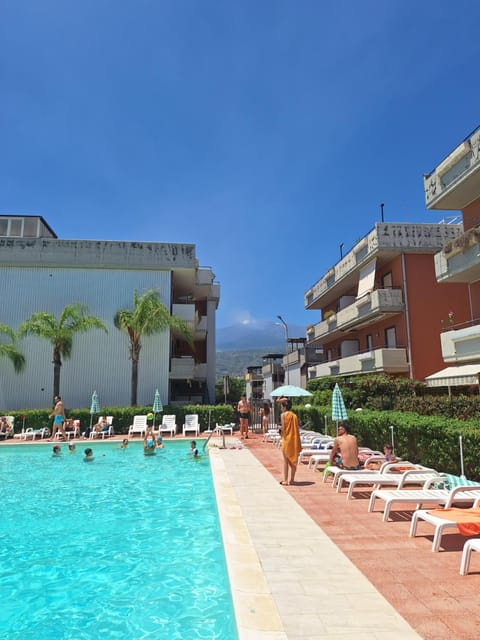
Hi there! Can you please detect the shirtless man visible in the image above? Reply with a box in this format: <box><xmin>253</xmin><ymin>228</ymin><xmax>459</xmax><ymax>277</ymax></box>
<box><xmin>237</xmin><ymin>394</ymin><xmax>251</xmax><ymax>439</ymax></box>
<box><xmin>329</xmin><ymin>422</ymin><xmax>359</xmax><ymax>470</ymax></box>
<box><xmin>49</xmin><ymin>395</ymin><xmax>66</xmax><ymax>441</ymax></box>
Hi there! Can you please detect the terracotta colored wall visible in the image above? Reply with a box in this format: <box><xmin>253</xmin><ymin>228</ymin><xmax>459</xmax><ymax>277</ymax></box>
<box><xmin>403</xmin><ymin>254</ymin><xmax>470</xmax><ymax>380</ymax></box>
<box><xmin>462</xmin><ymin>196</ymin><xmax>480</xmax><ymax>231</ymax></box>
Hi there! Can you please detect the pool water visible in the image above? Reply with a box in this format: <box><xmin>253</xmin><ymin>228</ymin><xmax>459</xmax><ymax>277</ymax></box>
<box><xmin>0</xmin><ymin>442</ymin><xmax>238</xmax><ymax>639</ymax></box>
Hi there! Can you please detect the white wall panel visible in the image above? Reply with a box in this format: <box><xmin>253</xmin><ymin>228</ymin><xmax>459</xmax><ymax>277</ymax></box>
<box><xmin>0</xmin><ymin>266</ymin><xmax>171</xmax><ymax>411</ymax></box>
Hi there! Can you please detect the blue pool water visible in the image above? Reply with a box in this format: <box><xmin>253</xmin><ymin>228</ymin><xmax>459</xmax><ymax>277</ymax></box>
<box><xmin>0</xmin><ymin>442</ymin><xmax>238</xmax><ymax>639</ymax></box>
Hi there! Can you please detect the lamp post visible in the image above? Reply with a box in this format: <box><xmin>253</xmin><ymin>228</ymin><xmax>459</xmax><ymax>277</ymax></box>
<box><xmin>277</xmin><ymin>314</ymin><xmax>289</xmax><ymax>385</ymax></box>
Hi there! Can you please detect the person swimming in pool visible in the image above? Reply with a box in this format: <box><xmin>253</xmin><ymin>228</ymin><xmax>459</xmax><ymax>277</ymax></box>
<box><xmin>84</xmin><ymin>447</ymin><xmax>94</xmax><ymax>462</ymax></box>
<box><xmin>68</xmin><ymin>443</ymin><xmax>76</xmax><ymax>454</ymax></box>
<box><xmin>190</xmin><ymin>440</ymin><xmax>199</xmax><ymax>459</ymax></box>
<box><xmin>143</xmin><ymin>428</ymin><xmax>156</xmax><ymax>456</ymax></box>
<box><xmin>52</xmin><ymin>444</ymin><xmax>61</xmax><ymax>457</ymax></box>
<box><xmin>120</xmin><ymin>438</ymin><xmax>129</xmax><ymax>449</ymax></box>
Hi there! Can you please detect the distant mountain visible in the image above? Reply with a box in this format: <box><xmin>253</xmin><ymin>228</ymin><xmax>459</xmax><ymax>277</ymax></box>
<box><xmin>215</xmin><ymin>320</ymin><xmax>307</xmax><ymax>378</ymax></box>
<box><xmin>216</xmin><ymin>320</ymin><xmax>306</xmax><ymax>351</ymax></box>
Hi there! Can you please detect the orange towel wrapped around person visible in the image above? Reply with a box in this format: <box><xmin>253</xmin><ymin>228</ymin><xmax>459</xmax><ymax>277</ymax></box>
<box><xmin>280</xmin><ymin>399</ymin><xmax>302</xmax><ymax>486</ymax></box>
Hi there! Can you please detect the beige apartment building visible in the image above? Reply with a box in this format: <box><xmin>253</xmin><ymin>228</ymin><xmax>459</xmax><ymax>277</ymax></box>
<box><xmin>0</xmin><ymin>215</ymin><xmax>219</xmax><ymax>410</ymax></box>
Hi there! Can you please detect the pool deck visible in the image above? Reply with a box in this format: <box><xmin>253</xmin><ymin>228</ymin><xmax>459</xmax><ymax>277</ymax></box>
<box><xmin>209</xmin><ymin>433</ymin><xmax>480</xmax><ymax>640</ymax></box>
<box><xmin>3</xmin><ymin>433</ymin><xmax>480</xmax><ymax>639</ymax></box>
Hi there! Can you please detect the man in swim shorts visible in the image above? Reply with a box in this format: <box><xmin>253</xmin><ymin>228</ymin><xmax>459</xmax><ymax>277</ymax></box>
<box><xmin>49</xmin><ymin>395</ymin><xmax>66</xmax><ymax>441</ymax></box>
<box><xmin>329</xmin><ymin>422</ymin><xmax>359</xmax><ymax>470</ymax></box>
<box><xmin>237</xmin><ymin>394</ymin><xmax>251</xmax><ymax>439</ymax></box>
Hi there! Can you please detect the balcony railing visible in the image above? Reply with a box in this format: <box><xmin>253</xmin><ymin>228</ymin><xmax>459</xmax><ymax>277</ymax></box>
<box><xmin>434</xmin><ymin>231</ymin><xmax>480</xmax><ymax>284</ymax></box>
<box><xmin>424</xmin><ymin>126</ymin><xmax>480</xmax><ymax>210</ymax></box>
<box><xmin>170</xmin><ymin>356</ymin><xmax>194</xmax><ymax>379</ymax></box>
<box><xmin>440</xmin><ymin>322</ymin><xmax>480</xmax><ymax>363</ymax></box>
<box><xmin>305</xmin><ymin>223</ymin><xmax>460</xmax><ymax>309</ymax></box>
<box><xmin>307</xmin><ymin>288</ymin><xmax>404</xmax><ymax>343</ymax></box>
<box><xmin>308</xmin><ymin>347</ymin><xmax>409</xmax><ymax>379</ymax></box>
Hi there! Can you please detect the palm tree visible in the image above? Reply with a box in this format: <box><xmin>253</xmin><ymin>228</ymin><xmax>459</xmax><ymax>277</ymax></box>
<box><xmin>114</xmin><ymin>289</ymin><xmax>193</xmax><ymax>406</ymax></box>
<box><xmin>18</xmin><ymin>304</ymin><xmax>107</xmax><ymax>398</ymax></box>
<box><xmin>0</xmin><ymin>323</ymin><xmax>26</xmax><ymax>373</ymax></box>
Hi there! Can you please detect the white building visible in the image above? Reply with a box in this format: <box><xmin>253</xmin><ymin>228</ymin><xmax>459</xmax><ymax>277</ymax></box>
<box><xmin>0</xmin><ymin>215</ymin><xmax>220</xmax><ymax>410</ymax></box>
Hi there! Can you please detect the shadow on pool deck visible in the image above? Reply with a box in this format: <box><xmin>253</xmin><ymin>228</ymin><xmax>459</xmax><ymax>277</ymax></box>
<box><xmin>242</xmin><ymin>433</ymin><xmax>480</xmax><ymax>640</ymax></box>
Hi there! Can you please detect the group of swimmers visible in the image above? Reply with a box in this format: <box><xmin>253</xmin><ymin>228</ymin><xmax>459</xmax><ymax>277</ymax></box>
<box><xmin>51</xmin><ymin>435</ymin><xmax>200</xmax><ymax>459</ymax></box>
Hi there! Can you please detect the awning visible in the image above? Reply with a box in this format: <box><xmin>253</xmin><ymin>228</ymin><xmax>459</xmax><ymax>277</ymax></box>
<box><xmin>356</xmin><ymin>259</ymin><xmax>376</xmax><ymax>299</ymax></box>
<box><xmin>425</xmin><ymin>364</ymin><xmax>480</xmax><ymax>388</ymax></box>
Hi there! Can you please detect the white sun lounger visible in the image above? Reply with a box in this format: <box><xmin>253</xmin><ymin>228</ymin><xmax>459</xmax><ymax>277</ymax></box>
<box><xmin>320</xmin><ymin>454</ymin><xmax>387</xmax><ymax>484</ymax></box>
<box><xmin>369</xmin><ymin>480</ymin><xmax>480</xmax><ymax>522</ymax></box>
<box><xmin>409</xmin><ymin>497</ymin><xmax>480</xmax><ymax>551</ymax></box>
<box><xmin>460</xmin><ymin>539</ymin><xmax>480</xmax><ymax>575</ymax></box>
<box><xmin>337</xmin><ymin>463</ymin><xmax>438</xmax><ymax>499</ymax></box>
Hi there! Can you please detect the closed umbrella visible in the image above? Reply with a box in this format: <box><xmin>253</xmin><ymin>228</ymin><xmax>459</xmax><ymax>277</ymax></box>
<box><xmin>152</xmin><ymin>389</ymin><xmax>163</xmax><ymax>427</ymax></box>
<box><xmin>89</xmin><ymin>391</ymin><xmax>100</xmax><ymax>429</ymax></box>
<box><xmin>331</xmin><ymin>383</ymin><xmax>348</xmax><ymax>433</ymax></box>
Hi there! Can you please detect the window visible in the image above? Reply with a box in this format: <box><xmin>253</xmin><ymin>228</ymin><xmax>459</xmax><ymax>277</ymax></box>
<box><xmin>385</xmin><ymin>326</ymin><xmax>397</xmax><ymax>348</ymax></box>
<box><xmin>366</xmin><ymin>334</ymin><xmax>373</xmax><ymax>351</ymax></box>
<box><xmin>9</xmin><ymin>218</ymin><xmax>22</xmax><ymax>236</ymax></box>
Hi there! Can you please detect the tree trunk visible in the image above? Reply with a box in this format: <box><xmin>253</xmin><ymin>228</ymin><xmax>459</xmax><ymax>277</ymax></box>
<box><xmin>131</xmin><ymin>358</ymin><xmax>138</xmax><ymax>406</ymax></box>
<box><xmin>53</xmin><ymin>351</ymin><xmax>62</xmax><ymax>400</ymax></box>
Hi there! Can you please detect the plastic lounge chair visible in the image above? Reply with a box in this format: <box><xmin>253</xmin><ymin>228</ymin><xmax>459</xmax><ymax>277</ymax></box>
<box><xmin>409</xmin><ymin>497</ymin><xmax>480</xmax><ymax>552</ymax></box>
<box><xmin>182</xmin><ymin>414</ymin><xmax>200</xmax><ymax>437</ymax></box>
<box><xmin>369</xmin><ymin>477</ymin><xmax>480</xmax><ymax>522</ymax></box>
<box><xmin>320</xmin><ymin>454</ymin><xmax>387</xmax><ymax>482</ymax></box>
<box><xmin>128</xmin><ymin>415</ymin><xmax>148</xmax><ymax>437</ymax></box>
<box><xmin>460</xmin><ymin>538</ymin><xmax>480</xmax><ymax>575</ymax></box>
<box><xmin>158</xmin><ymin>415</ymin><xmax>177</xmax><ymax>437</ymax></box>
<box><xmin>298</xmin><ymin>438</ymin><xmax>334</xmax><ymax>465</ymax></box>
<box><xmin>338</xmin><ymin>463</ymin><xmax>439</xmax><ymax>499</ymax></box>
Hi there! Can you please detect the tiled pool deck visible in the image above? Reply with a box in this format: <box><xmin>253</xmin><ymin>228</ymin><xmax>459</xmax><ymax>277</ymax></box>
<box><xmin>210</xmin><ymin>434</ymin><xmax>480</xmax><ymax>640</ymax></box>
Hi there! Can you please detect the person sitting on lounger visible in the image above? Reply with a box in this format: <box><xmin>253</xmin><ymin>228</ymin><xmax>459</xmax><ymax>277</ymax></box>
<box><xmin>329</xmin><ymin>422</ymin><xmax>360</xmax><ymax>470</ymax></box>
<box><xmin>0</xmin><ymin>417</ymin><xmax>10</xmax><ymax>435</ymax></box>
<box><xmin>93</xmin><ymin>416</ymin><xmax>110</xmax><ymax>434</ymax></box>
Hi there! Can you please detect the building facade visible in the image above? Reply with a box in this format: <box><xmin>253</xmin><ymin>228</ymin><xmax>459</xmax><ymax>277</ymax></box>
<box><xmin>304</xmin><ymin>222</ymin><xmax>471</xmax><ymax>383</ymax></box>
<box><xmin>424</xmin><ymin>125</ymin><xmax>480</xmax><ymax>389</ymax></box>
<box><xmin>0</xmin><ymin>215</ymin><xmax>219</xmax><ymax>410</ymax></box>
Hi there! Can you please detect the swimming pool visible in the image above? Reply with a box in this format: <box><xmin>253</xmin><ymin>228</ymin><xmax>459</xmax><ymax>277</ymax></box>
<box><xmin>0</xmin><ymin>441</ymin><xmax>238</xmax><ymax>639</ymax></box>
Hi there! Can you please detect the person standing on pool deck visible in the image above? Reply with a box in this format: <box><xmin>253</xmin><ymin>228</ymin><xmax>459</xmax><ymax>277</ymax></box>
<box><xmin>279</xmin><ymin>399</ymin><xmax>302</xmax><ymax>486</ymax></box>
<box><xmin>237</xmin><ymin>394</ymin><xmax>251</xmax><ymax>439</ymax></box>
<box><xmin>49</xmin><ymin>395</ymin><xmax>66</xmax><ymax>441</ymax></box>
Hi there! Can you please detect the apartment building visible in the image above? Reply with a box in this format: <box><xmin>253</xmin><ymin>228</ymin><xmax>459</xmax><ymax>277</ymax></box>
<box><xmin>424</xmin><ymin>125</ymin><xmax>480</xmax><ymax>389</ymax></box>
<box><xmin>0</xmin><ymin>215</ymin><xmax>219</xmax><ymax>410</ymax></box>
<box><xmin>304</xmin><ymin>222</ymin><xmax>471</xmax><ymax>383</ymax></box>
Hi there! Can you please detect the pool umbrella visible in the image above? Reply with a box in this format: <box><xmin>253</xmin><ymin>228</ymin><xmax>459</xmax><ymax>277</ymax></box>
<box><xmin>89</xmin><ymin>390</ymin><xmax>100</xmax><ymax>429</ymax></box>
<box><xmin>270</xmin><ymin>385</ymin><xmax>312</xmax><ymax>397</ymax></box>
<box><xmin>331</xmin><ymin>383</ymin><xmax>348</xmax><ymax>433</ymax></box>
<box><xmin>152</xmin><ymin>389</ymin><xmax>163</xmax><ymax>427</ymax></box>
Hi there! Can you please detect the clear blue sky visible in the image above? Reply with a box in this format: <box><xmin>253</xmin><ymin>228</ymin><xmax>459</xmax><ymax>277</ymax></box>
<box><xmin>2</xmin><ymin>1</ymin><xmax>479</xmax><ymax>330</ymax></box>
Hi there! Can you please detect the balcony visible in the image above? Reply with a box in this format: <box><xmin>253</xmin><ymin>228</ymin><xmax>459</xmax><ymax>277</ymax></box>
<box><xmin>434</xmin><ymin>228</ymin><xmax>480</xmax><ymax>284</ymax></box>
<box><xmin>440</xmin><ymin>322</ymin><xmax>480</xmax><ymax>363</ymax></box>
<box><xmin>194</xmin><ymin>315</ymin><xmax>207</xmax><ymax>339</ymax></box>
<box><xmin>170</xmin><ymin>356</ymin><xmax>194</xmax><ymax>379</ymax></box>
<box><xmin>307</xmin><ymin>288</ymin><xmax>404</xmax><ymax>344</ymax></box>
<box><xmin>424</xmin><ymin>127</ymin><xmax>480</xmax><ymax>210</ymax></box>
<box><xmin>172</xmin><ymin>303</ymin><xmax>195</xmax><ymax>326</ymax></box>
<box><xmin>308</xmin><ymin>347</ymin><xmax>409</xmax><ymax>379</ymax></box>
<box><xmin>305</xmin><ymin>223</ymin><xmax>461</xmax><ymax>310</ymax></box>
<box><xmin>194</xmin><ymin>363</ymin><xmax>207</xmax><ymax>379</ymax></box>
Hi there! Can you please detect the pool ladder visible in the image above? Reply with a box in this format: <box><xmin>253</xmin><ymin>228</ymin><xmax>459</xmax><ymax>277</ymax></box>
<box><xmin>203</xmin><ymin>427</ymin><xmax>226</xmax><ymax>452</ymax></box>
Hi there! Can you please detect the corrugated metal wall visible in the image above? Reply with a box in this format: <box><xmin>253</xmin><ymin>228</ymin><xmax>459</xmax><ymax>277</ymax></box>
<box><xmin>0</xmin><ymin>266</ymin><xmax>171</xmax><ymax>411</ymax></box>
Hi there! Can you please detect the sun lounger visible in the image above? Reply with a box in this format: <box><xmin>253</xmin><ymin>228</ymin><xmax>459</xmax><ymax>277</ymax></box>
<box><xmin>128</xmin><ymin>415</ymin><xmax>148</xmax><ymax>437</ymax></box>
<box><xmin>337</xmin><ymin>463</ymin><xmax>437</xmax><ymax>499</ymax></box>
<box><xmin>460</xmin><ymin>538</ymin><xmax>480</xmax><ymax>575</ymax></box>
<box><xmin>369</xmin><ymin>478</ymin><xmax>480</xmax><ymax>522</ymax></box>
<box><xmin>320</xmin><ymin>454</ymin><xmax>387</xmax><ymax>483</ymax></box>
<box><xmin>409</xmin><ymin>497</ymin><xmax>480</xmax><ymax>551</ymax></box>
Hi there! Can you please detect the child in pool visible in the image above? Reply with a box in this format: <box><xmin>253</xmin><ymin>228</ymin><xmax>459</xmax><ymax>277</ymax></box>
<box><xmin>190</xmin><ymin>440</ymin><xmax>199</xmax><ymax>458</ymax></box>
<box><xmin>68</xmin><ymin>443</ymin><xmax>76</xmax><ymax>454</ymax></box>
<box><xmin>143</xmin><ymin>428</ymin><xmax>156</xmax><ymax>456</ymax></box>
<box><xmin>120</xmin><ymin>438</ymin><xmax>129</xmax><ymax>449</ymax></box>
<box><xmin>84</xmin><ymin>447</ymin><xmax>94</xmax><ymax>462</ymax></box>
<box><xmin>52</xmin><ymin>444</ymin><xmax>61</xmax><ymax>457</ymax></box>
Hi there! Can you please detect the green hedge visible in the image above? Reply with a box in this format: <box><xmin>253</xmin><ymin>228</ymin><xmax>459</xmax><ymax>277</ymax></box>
<box><xmin>295</xmin><ymin>404</ymin><xmax>480</xmax><ymax>480</ymax></box>
<box><xmin>6</xmin><ymin>404</ymin><xmax>235</xmax><ymax>436</ymax></box>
